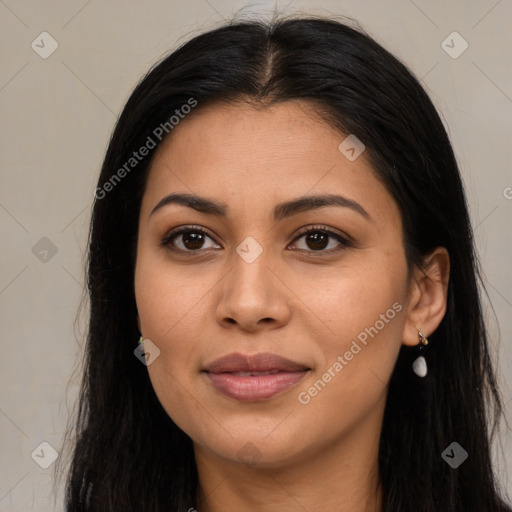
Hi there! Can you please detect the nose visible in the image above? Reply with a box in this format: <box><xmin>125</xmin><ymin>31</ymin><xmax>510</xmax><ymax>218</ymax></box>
<box><xmin>215</xmin><ymin>246</ymin><xmax>292</xmax><ymax>333</ymax></box>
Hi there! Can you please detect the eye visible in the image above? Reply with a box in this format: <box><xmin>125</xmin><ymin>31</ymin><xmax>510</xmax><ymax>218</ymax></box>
<box><xmin>161</xmin><ymin>224</ymin><xmax>353</xmax><ymax>255</ymax></box>
<box><xmin>289</xmin><ymin>225</ymin><xmax>353</xmax><ymax>253</ymax></box>
<box><xmin>161</xmin><ymin>226</ymin><xmax>220</xmax><ymax>252</ymax></box>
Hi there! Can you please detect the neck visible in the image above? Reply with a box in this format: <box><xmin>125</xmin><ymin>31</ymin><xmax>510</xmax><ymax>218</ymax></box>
<box><xmin>193</xmin><ymin>407</ymin><xmax>384</xmax><ymax>512</ymax></box>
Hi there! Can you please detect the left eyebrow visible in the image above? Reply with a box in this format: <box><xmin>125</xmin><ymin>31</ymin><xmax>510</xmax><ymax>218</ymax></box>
<box><xmin>149</xmin><ymin>192</ymin><xmax>372</xmax><ymax>223</ymax></box>
<box><xmin>273</xmin><ymin>194</ymin><xmax>373</xmax><ymax>223</ymax></box>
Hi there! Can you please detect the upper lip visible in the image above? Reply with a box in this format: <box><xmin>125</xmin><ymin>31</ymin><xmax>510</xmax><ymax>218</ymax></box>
<box><xmin>204</xmin><ymin>352</ymin><xmax>310</xmax><ymax>373</ymax></box>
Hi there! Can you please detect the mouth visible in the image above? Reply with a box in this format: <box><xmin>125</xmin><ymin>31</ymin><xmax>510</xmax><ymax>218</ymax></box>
<box><xmin>203</xmin><ymin>352</ymin><xmax>311</xmax><ymax>402</ymax></box>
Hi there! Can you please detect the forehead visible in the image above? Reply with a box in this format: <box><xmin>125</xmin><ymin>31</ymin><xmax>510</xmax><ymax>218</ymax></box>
<box><xmin>142</xmin><ymin>100</ymin><xmax>399</xmax><ymax>227</ymax></box>
<box><xmin>154</xmin><ymin>99</ymin><xmax>342</xmax><ymax>165</ymax></box>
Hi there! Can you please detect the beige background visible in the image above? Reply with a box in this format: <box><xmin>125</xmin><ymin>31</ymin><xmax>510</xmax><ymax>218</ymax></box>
<box><xmin>0</xmin><ymin>0</ymin><xmax>511</xmax><ymax>510</ymax></box>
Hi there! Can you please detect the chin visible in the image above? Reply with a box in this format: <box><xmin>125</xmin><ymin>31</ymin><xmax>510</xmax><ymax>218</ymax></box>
<box><xmin>193</xmin><ymin>427</ymin><xmax>311</xmax><ymax>469</ymax></box>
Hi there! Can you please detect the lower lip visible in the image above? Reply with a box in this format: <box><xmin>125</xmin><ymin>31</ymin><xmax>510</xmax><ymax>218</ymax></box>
<box><xmin>205</xmin><ymin>371</ymin><xmax>308</xmax><ymax>402</ymax></box>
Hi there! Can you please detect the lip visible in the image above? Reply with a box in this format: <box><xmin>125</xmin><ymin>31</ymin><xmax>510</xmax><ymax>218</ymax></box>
<box><xmin>204</xmin><ymin>352</ymin><xmax>309</xmax><ymax>373</ymax></box>
<box><xmin>203</xmin><ymin>352</ymin><xmax>310</xmax><ymax>402</ymax></box>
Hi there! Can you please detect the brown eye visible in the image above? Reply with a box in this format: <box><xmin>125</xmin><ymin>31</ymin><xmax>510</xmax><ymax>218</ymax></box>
<box><xmin>290</xmin><ymin>226</ymin><xmax>352</xmax><ymax>253</ymax></box>
<box><xmin>304</xmin><ymin>232</ymin><xmax>329</xmax><ymax>250</ymax></box>
<box><xmin>161</xmin><ymin>227</ymin><xmax>220</xmax><ymax>252</ymax></box>
<box><xmin>180</xmin><ymin>232</ymin><xmax>207</xmax><ymax>250</ymax></box>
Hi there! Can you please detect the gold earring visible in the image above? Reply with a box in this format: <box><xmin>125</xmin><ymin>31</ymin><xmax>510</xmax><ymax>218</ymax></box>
<box><xmin>418</xmin><ymin>331</ymin><xmax>428</xmax><ymax>346</ymax></box>
<box><xmin>138</xmin><ymin>335</ymin><xmax>144</xmax><ymax>345</ymax></box>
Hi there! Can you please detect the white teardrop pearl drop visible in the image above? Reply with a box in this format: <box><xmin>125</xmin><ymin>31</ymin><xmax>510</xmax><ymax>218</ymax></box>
<box><xmin>412</xmin><ymin>355</ymin><xmax>427</xmax><ymax>377</ymax></box>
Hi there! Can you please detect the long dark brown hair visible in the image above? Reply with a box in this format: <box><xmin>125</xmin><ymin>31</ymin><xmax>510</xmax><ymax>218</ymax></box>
<box><xmin>59</xmin><ymin>14</ymin><xmax>512</xmax><ymax>511</ymax></box>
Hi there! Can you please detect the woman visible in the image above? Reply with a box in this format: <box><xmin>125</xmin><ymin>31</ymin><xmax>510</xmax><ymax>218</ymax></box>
<box><xmin>61</xmin><ymin>15</ymin><xmax>512</xmax><ymax>512</ymax></box>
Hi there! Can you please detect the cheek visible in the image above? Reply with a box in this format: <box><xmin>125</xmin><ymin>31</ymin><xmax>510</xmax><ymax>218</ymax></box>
<box><xmin>293</xmin><ymin>317</ymin><xmax>404</xmax><ymax>442</ymax></box>
<box><xmin>297</xmin><ymin>267</ymin><xmax>407</xmax><ymax>419</ymax></box>
<box><xmin>134</xmin><ymin>248</ymin><xmax>211</xmax><ymax>379</ymax></box>
<box><xmin>135</xmin><ymin>255</ymin><xmax>207</xmax><ymax>433</ymax></box>
<box><xmin>135</xmin><ymin>246</ymin><xmax>205</xmax><ymax>341</ymax></box>
<box><xmin>301</xmin><ymin>248</ymin><xmax>407</xmax><ymax>344</ymax></box>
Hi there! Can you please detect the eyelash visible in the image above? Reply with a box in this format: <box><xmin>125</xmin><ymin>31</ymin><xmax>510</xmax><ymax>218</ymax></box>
<box><xmin>160</xmin><ymin>224</ymin><xmax>353</xmax><ymax>256</ymax></box>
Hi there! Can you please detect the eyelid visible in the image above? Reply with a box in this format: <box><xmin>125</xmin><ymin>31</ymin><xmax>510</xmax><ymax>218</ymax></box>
<box><xmin>291</xmin><ymin>224</ymin><xmax>354</xmax><ymax>245</ymax></box>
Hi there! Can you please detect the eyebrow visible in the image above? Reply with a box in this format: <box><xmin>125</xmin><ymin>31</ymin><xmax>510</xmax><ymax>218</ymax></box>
<box><xmin>150</xmin><ymin>192</ymin><xmax>372</xmax><ymax>222</ymax></box>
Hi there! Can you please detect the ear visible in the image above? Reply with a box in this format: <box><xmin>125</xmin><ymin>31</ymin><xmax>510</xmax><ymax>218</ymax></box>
<box><xmin>136</xmin><ymin>314</ymin><xmax>141</xmax><ymax>334</ymax></box>
<box><xmin>402</xmin><ymin>247</ymin><xmax>450</xmax><ymax>346</ymax></box>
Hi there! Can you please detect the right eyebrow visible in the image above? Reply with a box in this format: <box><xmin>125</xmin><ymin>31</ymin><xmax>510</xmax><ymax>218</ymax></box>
<box><xmin>150</xmin><ymin>193</ymin><xmax>228</xmax><ymax>218</ymax></box>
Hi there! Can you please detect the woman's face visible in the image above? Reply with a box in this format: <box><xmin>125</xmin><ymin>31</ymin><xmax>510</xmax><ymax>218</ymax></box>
<box><xmin>135</xmin><ymin>99</ymin><xmax>413</xmax><ymax>468</ymax></box>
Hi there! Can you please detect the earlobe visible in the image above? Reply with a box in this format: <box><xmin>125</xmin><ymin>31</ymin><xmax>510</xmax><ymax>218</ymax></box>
<box><xmin>402</xmin><ymin>247</ymin><xmax>450</xmax><ymax>347</ymax></box>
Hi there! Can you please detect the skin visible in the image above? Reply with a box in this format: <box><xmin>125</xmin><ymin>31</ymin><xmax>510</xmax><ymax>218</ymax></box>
<box><xmin>134</xmin><ymin>99</ymin><xmax>450</xmax><ymax>512</ymax></box>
